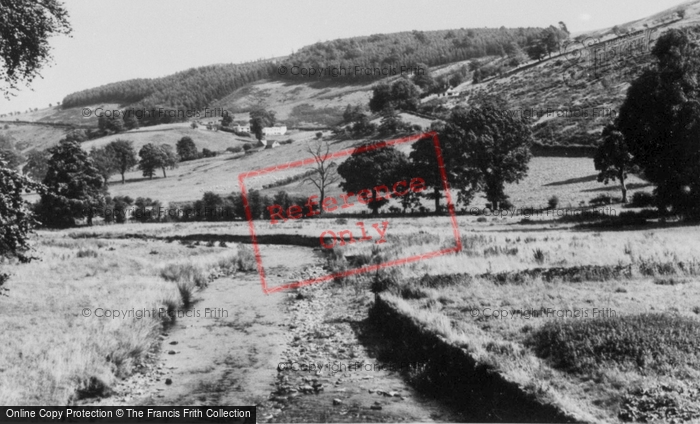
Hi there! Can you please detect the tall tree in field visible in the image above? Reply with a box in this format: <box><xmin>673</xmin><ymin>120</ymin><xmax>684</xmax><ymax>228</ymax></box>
<box><xmin>410</xmin><ymin>135</ymin><xmax>448</xmax><ymax>213</ymax></box>
<box><xmin>249</xmin><ymin>108</ymin><xmax>276</xmax><ymax>142</ymax></box>
<box><xmin>39</xmin><ymin>140</ymin><xmax>106</xmax><ymax>227</ymax></box>
<box><xmin>0</xmin><ymin>0</ymin><xmax>72</xmax><ymax>98</ymax></box>
<box><xmin>176</xmin><ymin>136</ymin><xmax>198</xmax><ymax>161</ymax></box>
<box><xmin>138</xmin><ymin>143</ymin><xmax>178</xmax><ymax>179</ymax></box>
<box><xmin>159</xmin><ymin>144</ymin><xmax>178</xmax><ymax>178</ymax></box>
<box><xmin>105</xmin><ymin>139</ymin><xmax>138</xmax><ymax>184</ymax></box>
<box><xmin>89</xmin><ymin>146</ymin><xmax>118</xmax><ymax>186</ymax></box>
<box><xmin>138</xmin><ymin>143</ymin><xmax>162</xmax><ymax>179</ymax></box>
<box><xmin>304</xmin><ymin>139</ymin><xmax>339</xmax><ymax>214</ymax></box>
<box><xmin>440</xmin><ymin>106</ymin><xmax>533</xmax><ymax>208</ymax></box>
<box><xmin>337</xmin><ymin>143</ymin><xmax>412</xmax><ymax>215</ymax></box>
<box><xmin>617</xmin><ymin>27</ymin><xmax>700</xmax><ymax>215</ymax></box>
<box><xmin>594</xmin><ymin>123</ymin><xmax>633</xmax><ymax>203</ymax></box>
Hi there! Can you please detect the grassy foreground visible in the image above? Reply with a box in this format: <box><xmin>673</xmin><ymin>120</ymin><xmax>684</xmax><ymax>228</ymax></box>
<box><xmin>0</xmin><ymin>230</ymin><xmax>258</xmax><ymax>405</ymax></box>
<box><xmin>328</xmin><ymin>218</ymin><xmax>700</xmax><ymax>422</ymax></box>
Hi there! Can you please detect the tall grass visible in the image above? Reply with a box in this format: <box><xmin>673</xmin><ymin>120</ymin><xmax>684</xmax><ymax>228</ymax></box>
<box><xmin>0</xmin><ymin>234</ymin><xmax>241</xmax><ymax>405</ymax></box>
<box><xmin>160</xmin><ymin>263</ymin><xmax>208</xmax><ymax>288</ymax></box>
<box><xmin>528</xmin><ymin>314</ymin><xmax>700</xmax><ymax>376</ymax></box>
<box><xmin>236</xmin><ymin>245</ymin><xmax>257</xmax><ymax>272</ymax></box>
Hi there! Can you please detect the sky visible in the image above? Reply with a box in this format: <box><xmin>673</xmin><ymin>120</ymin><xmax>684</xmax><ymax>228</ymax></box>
<box><xmin>0</xmin><ymin>0</ymin><xmax>689</xmax><ymax>114</ymax></box>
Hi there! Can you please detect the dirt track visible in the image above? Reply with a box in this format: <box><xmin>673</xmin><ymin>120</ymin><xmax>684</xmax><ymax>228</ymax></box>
<box><xmin>87</xmin><ymin>243</ymin><xmax>464</xmax><ymax>422</ymax></box>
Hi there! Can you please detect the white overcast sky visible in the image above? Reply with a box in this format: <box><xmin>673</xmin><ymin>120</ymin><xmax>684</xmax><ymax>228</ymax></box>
<box><xmin>0</xmin><ymin>0</ymin><xmax>689</xmax><ymax>114</ymax></box>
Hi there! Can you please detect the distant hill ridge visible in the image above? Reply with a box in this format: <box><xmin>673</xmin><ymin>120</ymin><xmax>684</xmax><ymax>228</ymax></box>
<box><xmin>59</xmin><ymin>26</ymin><xmax>546</xmax><ymax>120</ymax></box>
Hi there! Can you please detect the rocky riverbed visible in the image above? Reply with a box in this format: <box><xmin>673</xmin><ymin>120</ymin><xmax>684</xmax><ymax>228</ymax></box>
<box><xmin>81</xmin><ymin>243</ymin><xmax>464</xmax><ymax>422</ymax></box>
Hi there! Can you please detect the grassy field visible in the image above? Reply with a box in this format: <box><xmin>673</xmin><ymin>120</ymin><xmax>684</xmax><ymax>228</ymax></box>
<box><xmin>320</xmin><ymin>216</ymin><xmax>700</xmax><ymax>422</ymax></box>
<box><xmin>1</xmin><ymin>123</ymin><xmax>74</xmax><ymax>153</ymax></box>
<box><xmin>0</xmin><ymin>231</ymin><xmax>260</xmax><ymax>405</ymax></box>
<box><xmin>99</xmin><ymin>151</ymin><xmax>648</xmax><ymax>213</ymax></box>
<box><xmin>15</xmin><ymin>204</ymin><xmax>699</xmax><ymax>420</ymax></box>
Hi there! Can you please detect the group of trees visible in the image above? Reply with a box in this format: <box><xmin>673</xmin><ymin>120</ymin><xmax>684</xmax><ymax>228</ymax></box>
<box><xmin>61</xmin><ymin>62</ymin><xmax>276</xmax><ymax>127</ymax></box>
<box><xmin>337</xmin><ymin>79</ymin><xmax>423</xmax><ymax>139</ymax></box>
<box><xmin>56</xmin><ymin>26</ymin><xmax>551</xmax><ymax>128</ymax></box>
<box><xmin>87</xmin><ymin>139</ymin><xmax>180</xmax><ymax>184</ymax></box>
<box><xmin>249</xmin><ymin>108</ymin><xmax>276</xmax><ymax>142</ymax></box>
<box><xmin>277</xmin><ymin>27</ymin><xmax>546</xmax><ymax>84</ymax></box>
<box><xmin>369</xmin><ymin>79</ymin><xmax>421</xmax><ymax>113</ymax></box>
<box><xmin>332</xmin><ymin>101</ymin><xmax>534</xmax><ymax>215</ymax></box>
<box><xmin>97</xmin><ymin>113</ymin><xmax>139</xmax><ymax>134</ymax></box>
<box><xmin>1</xmin><ymin>0</ymin><xmax>75</xmax><ymax>283</ymax></box>
<box><xmin>525</xmin><ymin>24</ymin><xmax>570</xmax><ymax>61</ymax></box>
<box><xmin>594</xmin><ymin>27</ymin><xmax>700</xmax><ymax>216</ymax></box>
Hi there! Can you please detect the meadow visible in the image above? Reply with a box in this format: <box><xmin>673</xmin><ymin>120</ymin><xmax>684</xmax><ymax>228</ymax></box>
<box><xmin>332</xmin><ymin>218</ymin><xmax>700</xmax><ymax>422</ymax></box>
<box><xmin>0</xmin><ymin>230</ymin><xmax>261</xmax><ymax>405</ymax></box>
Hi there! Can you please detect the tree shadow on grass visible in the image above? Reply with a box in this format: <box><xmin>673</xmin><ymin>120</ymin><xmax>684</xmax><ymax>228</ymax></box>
<box><xmin>543</xmin><ymin>174</ymin><xmax>598</xmax><ymax>186</ymax></box>
<box><xmin>582</xmin><ymin>182</ymin><xmax>652</xmax><ymax>192</ymax></box>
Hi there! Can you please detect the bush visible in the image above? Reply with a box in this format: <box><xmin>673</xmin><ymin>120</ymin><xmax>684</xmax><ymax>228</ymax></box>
<box><xmin>160</xmin><ymin>263</ymin><xmax>208</xmax><ymax>288</ymax></box>
<box><xmin>533</xmin><ymin>248</ymin><xmax>545</xmax><ymax>264</ymax></box>
<box><xmin>201</xmin><ymin>148</ymin><xmax>217</xmax><ymax>158</ymax></box>
<box><xmin>226</xmin><ymin>146</ymin><xmax>243</xmax><ymax>154</ymax></box>
<box><xmin>242</xmin><ymin>143</ymin><xmax>252</xmax><ymax>151</ymax></box>
<box><xmin>176</xmin><ymin>281</ymin><xmax>195</xmax><ymax>308</ymax></box>
<box><xmin>548</xmin><ymin>195</ymin><xmax>559</xmax><ymax>209</ymax></box>
<box><xmin>316</xmin><ymin>132</ymin><xmax>323</xmax><ymax>139</ymax></box>
<box><xmin>76</xmin><ymin>248</ymin><xmax>98</xmax><ymax>258</ymax></box>
<box><xmin>528</xmin><ymin>313</ymin><xmax>700</xmax><ymax>375</ymax></box>
<box><xmin>631</xmin><ymin>191</ymin><xmax>655</xmax><ymax>208</ymax></box>
<box><xmin>236</xmin><ymin>245</ymin><xmax>257</xmax><ymax>272</ymax></box>
<box><xmin>589</xmin><ymin>194</ymin><xmax>614</xmax><ymax>206</ymax></box>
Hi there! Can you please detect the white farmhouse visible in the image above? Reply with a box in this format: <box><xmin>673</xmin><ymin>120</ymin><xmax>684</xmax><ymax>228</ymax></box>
<box><xmin>233</xmin><ymin>124</ymin><xmax>250</xmax><ymax>133</ymax></box>
<box><xmin>262</xmin><ymin>125</ymin><xmax>287</xmax><ymax>136</ymax></box>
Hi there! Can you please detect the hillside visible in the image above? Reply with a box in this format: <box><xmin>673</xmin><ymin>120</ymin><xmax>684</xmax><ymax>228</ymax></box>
<box><xmin>421</xmin><ymin>2</ymin><xmax>700</xmax><ymax>147</ymax></box>
<box><xmin>4</xmin><ymin>0</ymin><xmax>700</xmax><ymax>157</ymax></box>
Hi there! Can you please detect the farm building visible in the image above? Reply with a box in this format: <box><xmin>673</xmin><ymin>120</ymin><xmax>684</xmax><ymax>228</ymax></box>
<box><xmin>262</xmin><ymin>125</ymin><xmax>287</xmax><ymax>136</ymax></box>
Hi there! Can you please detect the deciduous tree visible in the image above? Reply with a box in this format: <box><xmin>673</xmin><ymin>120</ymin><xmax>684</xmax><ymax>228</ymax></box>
<box><xmin>176</xmin><ymin>136</ymin><xmax>198</xmax><ymax>161</ymax></box>
<box><xmin>439</xmin><ymin>106</ymin><xmax>533</xmax><ymax>208</ymax></box>
<box><xmin>0</xmin><ymin>0</ymin><xmax>72</xmax><ymax>97</ymax></box>
<box><xmin>89</xmin><ymin>146</ymin><xmax>118</xmax><ymax>186</ymax></box>
<box><xmin>617</xmin><ymin>27</ymin><xmax>700</xmax><ymax>215</ymax></box>
<box><xmin>304</xmin><ymin>139</ymin><xmax>339</xmax><ymax>214</ymax></box>
<box><xmin>0</xmin><ymin>159</ymin><xmax>43</xmax><ymax>293</ymax></box>
<box><xmin>249</xmin><ymin>108</ymin><xmax>276</xmax><ymax>142</ymax></box>
<box><xmin>38</xmin><ymin>140</ymin><xmax>106</xmax><ymax>227</ymax></box>
<box><xmin>138</xmin><ymin>143</ymin><xmax>162</xmax><ymax>179</ymax></box>
<box><xmin>105</xmin><ymin>139</ymin><xmax>138</xmax><ymax>184</ymax></box>
<box><xmin>337</xmin><ymin>143</ymin><xmax>411</xmax><ymax>215</ymax></box>
<box><xmin>369</xmin><ymin>79</ymin><xmax>420</xmax><ymax>113</ymax></box>
<box><xmin>594</xmin><ymin>123</ymin><xmax>633</xmax><ymax>203</ymax></box>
